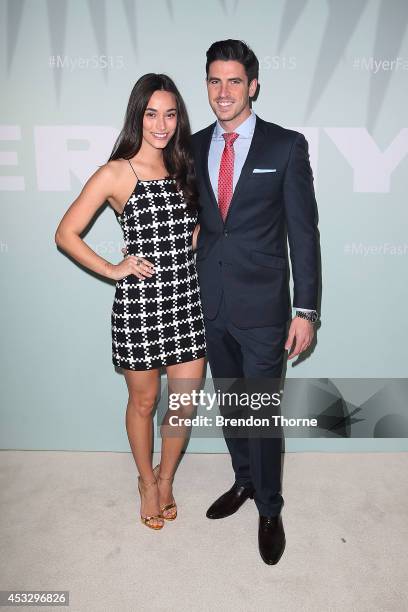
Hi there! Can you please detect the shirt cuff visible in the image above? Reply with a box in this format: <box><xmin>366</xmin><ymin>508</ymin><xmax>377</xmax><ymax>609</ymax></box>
<box><xmin>293</xmin><ymin>307</ymin><xmax>315</xmax><ymax>313</ymax></box>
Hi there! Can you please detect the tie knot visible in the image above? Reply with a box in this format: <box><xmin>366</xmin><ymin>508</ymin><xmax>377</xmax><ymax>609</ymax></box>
<box><xmin>223</xmin><ymin>132</ymin><xmax>239</xmax><ymax>147</ymax></box>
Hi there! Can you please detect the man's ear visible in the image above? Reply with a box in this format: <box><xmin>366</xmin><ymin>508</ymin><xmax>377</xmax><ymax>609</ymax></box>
<box><xmin>249</xmin><ymin>78</ymin><xmax>258</xmax><ymax>98</ymax></box>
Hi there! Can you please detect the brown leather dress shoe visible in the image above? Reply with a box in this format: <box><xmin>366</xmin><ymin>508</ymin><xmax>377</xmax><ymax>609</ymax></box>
<box><xmin>258</xmin><ymin>514</ymin><xmax>286</xmax><ymax>565</ymax></box>
<box><xmin>206</xmin><ymin>483</ymin><xmax>254</xmax><ymax>519</ymax></box>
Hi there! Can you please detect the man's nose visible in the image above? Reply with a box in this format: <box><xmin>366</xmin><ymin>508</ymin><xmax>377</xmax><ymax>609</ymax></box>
<box><xmin>219</xmin><ymin>83</ymin><xmax>230</xmax><ymax>98</ymax></box>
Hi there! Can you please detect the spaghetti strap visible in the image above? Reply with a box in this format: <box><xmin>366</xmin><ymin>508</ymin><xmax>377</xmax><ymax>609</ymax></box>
<box><xmin>127</xmin><ymin>159</ymin><xmax>139</xmax><ymax>179</ymax></box>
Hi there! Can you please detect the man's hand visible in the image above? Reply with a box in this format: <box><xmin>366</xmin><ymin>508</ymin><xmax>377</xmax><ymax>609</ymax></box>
<box><xmin>285</xmin><ymin>317</ymin><xmax>315</xmax><ymax>360</ymax></box>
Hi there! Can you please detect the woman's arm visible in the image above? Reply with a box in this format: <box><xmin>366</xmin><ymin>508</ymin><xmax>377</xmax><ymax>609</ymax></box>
<box><xmin>55</xmin><ymin>164</ymin><xmax>117</xmax><ymax>279</ymax></box>
<box><xmin>54</xmin><ymin>164</ymin><xmax>154</xmax><ymax>281</ymax></box>
<box><xmin>192</xmin><ymin>224</ymin><xmax>200</xmax><ymax>252</ymax></box>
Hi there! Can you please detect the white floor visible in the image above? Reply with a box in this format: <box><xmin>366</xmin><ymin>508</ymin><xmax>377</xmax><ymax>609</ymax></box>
<box><xmin>0</xmin><ymin>451</ymin><xmax>407</xmax><ymax>612</ymax></box>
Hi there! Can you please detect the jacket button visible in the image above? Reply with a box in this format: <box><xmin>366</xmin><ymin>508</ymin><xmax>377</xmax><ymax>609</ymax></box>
<box><xmin>223</xmin><ymin>230</ymin><xmax>229</xmax><ymax>237</ymax></box>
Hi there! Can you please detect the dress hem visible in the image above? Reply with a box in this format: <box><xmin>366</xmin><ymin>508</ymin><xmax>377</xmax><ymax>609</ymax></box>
<box><xmin>112</xmin><ymin>350</ymin><xmax>206</xmax><ymax>372</ymax></box>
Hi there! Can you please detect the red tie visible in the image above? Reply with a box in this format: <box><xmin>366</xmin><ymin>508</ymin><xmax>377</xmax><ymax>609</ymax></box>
<box><xmin>218</xmin><ymin>132</ymin><xmax>239</xmax><ymax>221</ymax></box>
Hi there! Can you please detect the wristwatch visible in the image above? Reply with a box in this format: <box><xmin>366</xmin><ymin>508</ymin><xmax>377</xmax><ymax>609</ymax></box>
<box><xmin>296</xmin><ymin>310</ymin><xmax>319</xmax><ymax>323</ymax></box>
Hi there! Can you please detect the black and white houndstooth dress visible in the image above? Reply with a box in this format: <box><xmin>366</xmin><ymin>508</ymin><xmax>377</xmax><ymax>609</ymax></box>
<box><xmin>111</xmin><ymin>164</ymin><xmax>206</xmax><ymax>371</ymax></box>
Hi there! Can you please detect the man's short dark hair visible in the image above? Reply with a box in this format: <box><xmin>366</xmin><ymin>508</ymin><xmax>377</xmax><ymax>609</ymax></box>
<box><xmin>206</xmin><ymin>39</ymin><xmax>259</xmax><ymax>83</ymax></box>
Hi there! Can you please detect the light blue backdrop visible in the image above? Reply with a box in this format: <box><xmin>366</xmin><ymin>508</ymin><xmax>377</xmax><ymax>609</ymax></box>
<box><xmin>1</xmin><ymin>0</ymin><xmax>407</xmax><ymax>452</ymax></box>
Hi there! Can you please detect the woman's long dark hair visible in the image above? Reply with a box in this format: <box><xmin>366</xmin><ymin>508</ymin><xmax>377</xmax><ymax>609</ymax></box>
<box><xmin>108</xmin><ymin>73</ymin><xmax>198</xmax><ymax>212</ymax></box>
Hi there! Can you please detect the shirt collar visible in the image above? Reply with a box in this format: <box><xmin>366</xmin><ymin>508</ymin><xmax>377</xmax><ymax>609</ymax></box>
<box><xmin>213</xmin><ymin>109</ymin><xmax>256</xmax><ymax>140</ymax></box>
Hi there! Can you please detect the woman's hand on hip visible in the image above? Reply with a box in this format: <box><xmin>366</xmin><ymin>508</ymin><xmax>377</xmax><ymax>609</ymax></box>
<box><xmin>111</xmin><ymin>254</ymin><xmax>155</xmax><ymax>280</ymax></box>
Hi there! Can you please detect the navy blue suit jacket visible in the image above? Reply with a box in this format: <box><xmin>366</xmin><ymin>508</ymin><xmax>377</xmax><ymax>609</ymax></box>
<box><xmin>192</xmin><ymin>115</ymin><xmax>320</xmax><ymax>328</ymax></box>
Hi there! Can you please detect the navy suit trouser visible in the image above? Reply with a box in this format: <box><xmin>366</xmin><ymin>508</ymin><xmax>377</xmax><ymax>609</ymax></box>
<box><xmin>203</xmin><ymin>291</ymin><xmax>288</xmax><ymax>517</ymax></box>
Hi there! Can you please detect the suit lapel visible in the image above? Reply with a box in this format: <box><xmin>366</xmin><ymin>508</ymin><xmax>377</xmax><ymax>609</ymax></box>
<box><xmin>200</xmin><ymin>123</ymin><xmax>218</xmax><ymax>210</ymax></box>
<box><xmin>224</xmin><ymin>115</ymin><xmax>266</xmax><ymax>223</ymax></box>
<box><xmin>199</xmin><ymin>115</ymin><xmax>267</xmax><ymax>224</ymax></box>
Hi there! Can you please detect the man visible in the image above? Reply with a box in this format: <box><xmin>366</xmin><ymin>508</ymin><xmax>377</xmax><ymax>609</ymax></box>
<box><xmin>192</xmin><ymin>39</ymin><xmax>320</xmax><ymax>565</ymax></box>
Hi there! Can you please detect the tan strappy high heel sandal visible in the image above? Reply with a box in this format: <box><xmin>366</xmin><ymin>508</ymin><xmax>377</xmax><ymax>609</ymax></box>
<box><xmin>153</xmin><ymin>464</ymin><xmax>177</xmax><ymax>521</ymax></box>
<box><xmin>137</xmin><ymin>475</ymin><xmax>164</xmax><ymax>530</ymax></box>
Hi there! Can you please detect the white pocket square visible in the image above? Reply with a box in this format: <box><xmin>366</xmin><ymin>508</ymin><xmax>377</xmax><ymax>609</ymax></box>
<box><xmin>252</xmin><ymin>168</ymin><xmax>276</xmax><ymax>173</ymax></box>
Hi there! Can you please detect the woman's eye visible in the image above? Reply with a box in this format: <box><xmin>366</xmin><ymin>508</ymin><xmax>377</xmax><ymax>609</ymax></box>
<box><xmin>146</xmin><ymin>112</ymin><xmax>155</xmax><ymax>117</ymax></box>
<box><xmin>167</xmin><ymin>113</ymin><xmax>176</xmax><ymax>118</ymax></box>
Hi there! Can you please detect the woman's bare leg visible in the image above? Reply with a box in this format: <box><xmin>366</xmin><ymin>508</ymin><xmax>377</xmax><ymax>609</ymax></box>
<box><xmin>158</xmin><ymin>357</ymin><xmax>205</xmax><ymax>516</ymax></box>
<box><xmin>124</xmin><ymin>367</ymin><xmax>162</xmax><ymax>526</ymax></box>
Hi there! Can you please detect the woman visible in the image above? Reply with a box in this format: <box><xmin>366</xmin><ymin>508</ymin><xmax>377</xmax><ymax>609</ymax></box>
<box><xmin>55</xmin><ymin>74</ymin><xmax>206</xmax><ymax>530</ymax></box>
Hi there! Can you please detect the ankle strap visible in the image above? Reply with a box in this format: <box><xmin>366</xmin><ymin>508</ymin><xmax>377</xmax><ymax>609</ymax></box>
<box><xmin>139</xmin><ymin>476</ymin><xmax>157</xmax><ymax>488</ymax></box>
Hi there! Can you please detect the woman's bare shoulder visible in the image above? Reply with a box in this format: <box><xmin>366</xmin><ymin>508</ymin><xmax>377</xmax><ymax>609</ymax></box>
<box><xmin>91</xmin><ymin>158</ymin><xmax>128</xmax><ymax>189</ymax></box>
<box><xmin>103</xmin><ymin>158</ymin><xmax>128</xmax><ymax>178</ymax></box>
